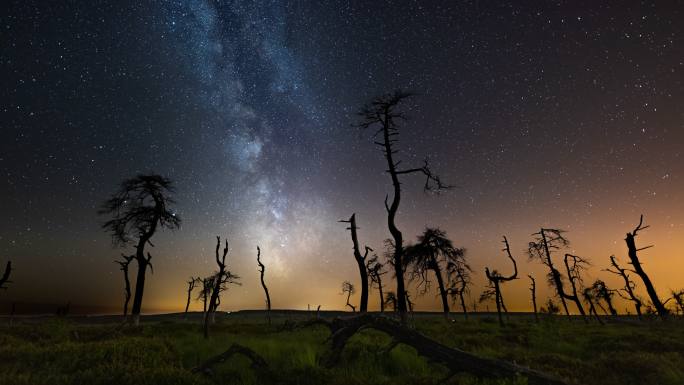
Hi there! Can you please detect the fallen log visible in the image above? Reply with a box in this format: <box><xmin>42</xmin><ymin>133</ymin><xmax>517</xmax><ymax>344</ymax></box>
<box><xmin>313</xmin><ymin>314</ymin><xmax>569</xmax><ymax>385</ymax></box>
<box><xmin>192</xmin><ymin>343</ymin><xmax>267</xmax><ymax>376</ymax></box>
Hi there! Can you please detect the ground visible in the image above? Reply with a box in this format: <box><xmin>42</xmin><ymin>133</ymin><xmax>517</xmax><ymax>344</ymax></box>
<box><xmin>0</xmin><ymin>311</ymin><xmax>682</xmax><ymax>385</ymax></box>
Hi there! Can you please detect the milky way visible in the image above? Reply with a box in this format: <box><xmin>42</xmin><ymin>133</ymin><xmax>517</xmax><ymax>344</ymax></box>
<box><xmin>2</xmin><ymin>1</ymin><xmax>683</xmax><ymax>312</ymax></box>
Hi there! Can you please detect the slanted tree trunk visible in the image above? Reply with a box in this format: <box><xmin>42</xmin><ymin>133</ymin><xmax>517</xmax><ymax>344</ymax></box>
<box><xmin>563</xmin><ymin>254</ymin><xmax>588</xmax><ymax>321</ymax></box>
<box><xmin>528</xmin><ymin>275</ymin><xmax>538</xmax><ymax>323</ymax></box>
<box><xmin>430</xmin><ymin>259</ymin><xmax>450</xmax><ymax>319</ymax></box>
<box><xmin>624</xmin><ymin>215</ymin><xmax>668</xmax><ymax>318</ymax></box>
<box><xmin>256</xmin><ymin>246</ymin><xmax>272</xmax><ymax>325</ymax></box>
<box><xmin>539</xmin><ymin>230</ymin><xmax>571</xmax><ymax>317</ymax></box>
<box><xmin>339</xmin><ymin>214</ymin><xmax>370</xmax><ymax>312</ymax></box>
<box><xmin>0</xmin><ymin>261</ymin><xmax>11</xmax><ymax>290</ymax></box>
<box><xmin>376</xmin><ymin>273</ymin><xmax>385</xmax><ymax>313</ymax></box>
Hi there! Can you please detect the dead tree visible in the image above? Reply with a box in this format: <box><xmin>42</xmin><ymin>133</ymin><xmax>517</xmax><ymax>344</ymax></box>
<box><xmin>606</xmin><ymin>255</ymin><xmax>643</xmax><ymax>319</ymax></box>
<box><xmin>339</xmin><ymin>214</ymin><xmax>372</xmax><ymax>312</ymax></box>
<box><xmin>624</xmin><ymin>215</ymin><xmax>668</xmax><ymax>318</ymax></box>
<box><xmin>563</xmin><ymin>254</ymin><xmax>589</xmax><ymax>320</ymax></box>
<box><xmin>590</xmin><ymin>279</ymin><xmax>617</xmax><ymax>316</ymax></box>
<box><xmin>204</xmin><ymin>236</ymin><xmax>240</xmax><ymax>338</ymax></box>
<box><xmin>184</xmin><ymin>276</ymin><xmax>200</xmax><ymax>319</ymax></box>
<box><xmin>447</xmin><ymin>255</ymin><xmax>473</xmax><ymax>320</ymax></box>
<box><xmin>256</xmin><ymin>246</ymin><xmax>272</xmax><ymax>325</ymax></box>
<box><xmin>114</xmin><ymin>254</ymin><xmax>134</xmax><ymax>318</ymax></box>
<box><xmin>582</xmin><ymin>287</ymin><xmax>604</xmax><ymax>324</ymax></box>
<box><xmin>99</xmin><ymin>174</ymin><xmax>181</xmax><ymax>326</ymax></box>
<box><xmin>304</xmin><ymin>314</ymin><xmax>568</xmax><ymax>385</ymax></box>
<box><xmin>341</xmin><ymin>281</ymin><xmax>356</xmax><ymax>312</ymax></box>
<box><xmin>356</xmin><ymin>91</ymin><xmax>450</xmax><ymax>323</ymax></box>
<box><xmin>404</xmin><ymin>228</ymin><xmax>467</xmax><ymax>320</ymax></box>
<box><xmin>528</xmin><ymin>275</ymin><xmax>538</xmax><ymax>323</ymax></box>
<box><xmin>0</xmin><ymin>260</ymin><xmax>12</xmax><ymax>290</ymax></box>
<box><xmin>483</xmin><ymin>236</ymin><xmax>518</xmax><ymax>326</ymax></box>
<box><xmin>528</xmin><ymin>229</ymin><xmax>586</xmax><ymax>318</ymax></box>
<box><xmin>197</xmin><ymin>276</ymin><xmax>213</xmax><ymax>315</ymax></box>
<box><xmin>366</xmin><ymin>254</ymin><xmax>387</xmax><ymax>312</ymax></box>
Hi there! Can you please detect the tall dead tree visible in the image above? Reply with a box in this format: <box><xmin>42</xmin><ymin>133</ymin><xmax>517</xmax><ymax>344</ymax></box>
<box><xmin>256</xmin><ymin>246</ymin><xmax>272</xmax><ymax>325</ymax></box>
<box><xmin>339</xmin><ymin>214</ymin><xmax>372</xmax><ymax>312</ymax></box>
<box><xmin>404</xmin><ymin>228</ymin><xmax>467</xmax><ymax>320</ymax></box>
<box><xmin>341</xmin><ymin>281</ymin><xmax>356</xmax><ymax>312</ymax></box>
<box><xmin>606</xmin><ymin>255</ymin><xmax>643</xmax><ymax>319</ymax></box>
<box><xmin>624</xmin><ymin>215</ymin><xmax>668</xmax><ymax>318</ymax></box>
<box><xmin>366</xmin><ymin>254</ymin><xmax>387</xmax><ymax>312</ymax></box>
<box><xmin>528</xmin><ymin>229</ymin><xmax>586</xmax><ymax>318</ymax></box>
<box><xmin>0</xmin><ymin>260</ymin><xmax>12</xmax><ymax>290</ymax></box>
<box><xmin>184</xmin><ymin>276</ymin><xmax>200</xmax><ymax>319</ymax></box>
<box><xmin>114</xmin><ymin>254</ymin><xmax>134</xmax><ymax>318</ymax></box>
<box><xmin>356</xmin><ymin>91</ymin><xmax>450</xmax><ymax>323</ymax></box>
<box><xmin>99</xmin><ymin>174</ymin><xmax>181</xmax><ymax>326</ymax></box>
<box><xmin>482</xmin><ymin>236</ymin><xmax>518</xmax><ymax>326</ymax></box>
<box><xmin>447</xmin><ymin>256</ymin><xmax>473</xmax><ymax>320</ymax></box>
<box><xmin>528</xmin><ymin>275</ymin><xmax>538</xmax><ymax>323</ymax></box>
<box><xmin>204</xmin><ymin>236</ymin><xmax>240</xmax><ymax>338</ymax></box>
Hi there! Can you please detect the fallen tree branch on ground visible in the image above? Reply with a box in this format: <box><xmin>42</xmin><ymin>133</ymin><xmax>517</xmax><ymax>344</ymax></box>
<box><xmin>297</xmin><ymin>314</ymin><xmax>568</xmax><ymax>385</ymax></box>
<box><xmin>192</xmin><ymin>343</ymin><xmax>267</xmax><ymax>375</ymax></box>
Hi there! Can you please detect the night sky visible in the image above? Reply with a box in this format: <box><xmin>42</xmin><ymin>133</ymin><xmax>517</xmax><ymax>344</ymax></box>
<box><xmin>2</xmin><ymin>1</ymin><xmax>683</xmax><ymax>313</ymax></box>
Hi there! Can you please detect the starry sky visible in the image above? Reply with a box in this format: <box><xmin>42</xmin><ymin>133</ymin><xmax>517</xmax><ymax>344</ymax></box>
<box><xmin>1</xmin><ymin>1</ymin><xmax>683</xmax><ymax>314</ymax></box>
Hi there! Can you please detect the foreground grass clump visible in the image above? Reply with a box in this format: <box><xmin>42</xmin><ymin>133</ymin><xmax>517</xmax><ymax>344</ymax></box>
<box><xmin>0</xmin><ymin>313</ymin><xmax>683</xmax><ymax>385</ymax></box>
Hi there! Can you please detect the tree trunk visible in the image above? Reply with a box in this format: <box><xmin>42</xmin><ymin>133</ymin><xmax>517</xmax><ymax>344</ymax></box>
<box><xmin>459</xmin><ymin>292</ymin><xmax>468</xmax><ymax>320</ymax></box>
<box><xmin>377</xmin><ymin>274</ymin><xmax>385</xmax><ymax>313</ymax></box>
<box><xmin>625</xmin><ymin>231</ymin><xmax>667</xmax><ymax>318</ymax></box>
<box><xmin>540</xmin><ymin>230</ymin><xmax>570</xmax><ymax>316</ymax></box>
<box><xmin>494</xmin><ymin>281</ymin><xmax>503</xmax><ymax>327</ymax></box>
<box><xmin>432</xmin><ymin>263</ymin><xmax>450</xmax><ymax>319</ymax></box>
<box><xmin>342</xmin><ymin>214</ymin><xmax>369</xmax><ymax>312</ymax></box>
<box><xmin>257</xmin><ymin>247</ymin><xmax>272</xmax><ymax>325</ymax></box>
<box><xmin>529</xmin><ymin>276</ymin><xmax>538</xmax><ymax>323</ymax></box>
<box><xmin>130</xmin><ymin>253</ymin><xmax>148</xmax><ymax>327</ymax></box>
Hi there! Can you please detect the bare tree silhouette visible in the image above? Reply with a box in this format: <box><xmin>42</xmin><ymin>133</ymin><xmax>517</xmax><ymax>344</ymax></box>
<box><xmin>341</xmin><ymin>281</ymin><xmax>356</xmax><ymax>312</ymax></box>
<box><xmin>589</xmin><ymin>279</ymin><xmax>617</xmax><ymax>316</ymax></box>
<box><xmin>606</xmin><ymin>255</ymin><xmax>643</xmax><ymax>319</ymax></box>
<box><xmin>204</xmin><ymin>236</ymin><xmax>240</xmax><ymax>338</ymax></box>
<box><xmin>403</xmin><ymin>228</ymin><xmax>466</xmax><ymax>320</ymax></box>
<box><xmin>563</xmin><ymin>254</ymin><xmax>589</xmax><ymax>321</ymax></box>
<box><xmin>184</xmin><ymin>276</ymin><xmax>200</xmax><ymax>320</ymax></box>
<box><xmin>99</xmin><ymin>174</ymin><xmax>181</xmax><ymax>326</ymax></box>
<box><xmin>528</xmin><ymin>229</ymin><xmax>586</xmax><ymax>318</ymax></box>
<box><xmin>339</xmin><ymin>214</ymin><xmax>372</xmax><ymax>312</ymax></box>
<box><xmin>0</xmin><ymin>260</ymin><xmax>12</xmax><ymax>290</ymax></box>
<box><xmin>582</xmin><ymin>287</ymin><xmax>604</xmax><ymax>324</ymax></box>
<box><xmin>447</xmin><ymin>254</ymin><xmax>473</xmax><ymax>320</ymax></box>
<box><xmin>366</xmin><ymin>254</ymin><xmax>387</xmax><ymax>312</ymax></box>
<box><xmin>114</xmin><ymin>254</ymin><xmax>134</xmax><ymax>318</ymax></box>
<box><xmin>256</xmin><ymin>246</ymin><xmax>272</xmax><ymax>325</ymax></box>
<box><xmin>356</xmin><ymin>91</ymin><xmax>450</xmax><ymax>323</ymax></box>
<box><xmin>482</xmin><ymin>236</ymin><xmax>518</xmax><ymax>326</ymax></box>
<box><xmin>528</xmin><ymin>275</ymin><xmax>538</xmax><ymax>323</ymax></box>
<box><xmin>624</xmin><ymin>215</ymin><xmax>668</xmax><ymax>318</ymax></box>
<box><xmin>197</xmin><ymin>276</ymin><xmax>213</xmax><ymax>315</ymax></box>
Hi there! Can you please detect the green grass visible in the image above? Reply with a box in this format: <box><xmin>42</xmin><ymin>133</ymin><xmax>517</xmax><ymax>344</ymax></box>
<box><xmin>1</xmin><ymin>314</ymin><xmax>683</xmax><ymax>385</ymax></box>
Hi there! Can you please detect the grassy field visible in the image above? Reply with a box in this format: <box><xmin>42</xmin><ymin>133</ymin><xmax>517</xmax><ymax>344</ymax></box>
<box><xmin>0</xmin><ymin>311</ymin><xmax>683</xmax><ymax>385</ymax></box>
